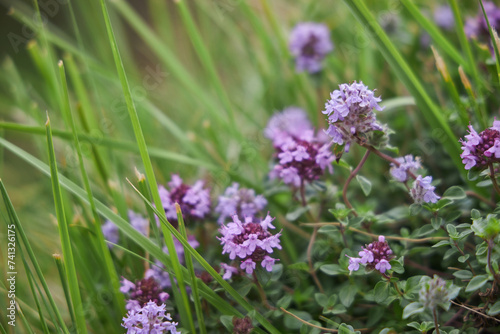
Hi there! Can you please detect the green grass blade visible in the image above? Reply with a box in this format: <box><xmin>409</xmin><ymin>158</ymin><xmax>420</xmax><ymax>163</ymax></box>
<box><xmin>447</xmin><ymin>0</ymin><xmax>488</xmax><ymax>128</ymax></box>
<box><xmin>98</xmin><ymin>0</ymin><xmax>195</xmax><ymax>330</ymax></box>
<box><xmin>16</xmin><ymin>304</ymin><xmax>34</xmax><ymax>334</ymax></box>
<box><xmin>479</xmin><ymin>0</ymin><xmax>500</xmax><ymax>85</ymax></box>
<box><xmin>0</xmin><ymin>180</ymin><xmax>69</xmax><ymax>333</ymax></box>
<box><xmin>175</xmin><ymin>0</ymin><xmax>236</xmax><ymax>127</ymax></box>
<box><xmin>400</xmin><ymin>0</ymin><xmax>468</xmax><ymax>71</ymax></box>
<box><xmin>176</xmin><ymin>204</ymin><xmax>207</xmax><ymax>334</ymax></box>
<box><xmin>45</xmin><ymin>116</ymin><xmax>87</xmax><ymax>333</ymax></box>
<box><xmin>52</xmin><ymin>255</ymin><xmax>75</xmax><ymax>327</ymax></box>
<box><xmin>342</xmin><ymin>0</ymin><xmax>473</xmax><ymax>186</ymax></box>
<box><xmin>58</xmin><ymin>60</ymin><xmax>125</xmax><ymax>311</ymax></box>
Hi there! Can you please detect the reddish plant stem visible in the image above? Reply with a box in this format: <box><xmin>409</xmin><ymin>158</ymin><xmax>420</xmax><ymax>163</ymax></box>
<box><xmin>488</xmin><ymin>163</ymin><xmax>500</xmax><ymax>196</ymax></box>
<box><xmin>342</xmin><ymin>150</ymin><xmax>371</xmax><ymax>216</ymax></box>
<box><xmin>440</xmin><ymin>226</ymin><xmax>476</xmax><ymax>275</ymax></box>
<box><xmin>299</xmin><ymin>180</ymin><xmax>307</xmax><ymax>207</ymax></box>
<box><xmin>363</xmin><ymin>144</ymin><xmax>418</xmax><ymax>180</ymax></box>
<box><xmin>465</xmin><ymin>190</ymin><xmax>496</xmax><ymax>208</ymax></box>
<box><xmin>433</xmin><ymin>308</ymin><xmax>441</xmax><ymax>334</ymax></box>
<box><xmin>307</xmin><ymin>226</ymin><xmax>324</xmax><ymax>293</ymax></box>
<box><xmin>252</xmin><ymin>272</ymin><xmax>275</xmax><ymax>310</ymax></box>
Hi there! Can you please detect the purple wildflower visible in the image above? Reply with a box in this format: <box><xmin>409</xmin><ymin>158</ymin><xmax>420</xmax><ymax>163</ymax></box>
<box><xmin>215</xmin><ymin>183</ymin><xmax>267</xmax><ymax>224</ymax></box>
<box><xmin>120</xmin><ymin>277</ymin><xmax>170</xmax><ymax>312</ymax></box>
<box><xmin>129</xmin><ymin>210</ymin><xmax>149</xmax><ymax>236</ymax></box>
<box><xmin>289</xmin><ymin>22</ymin><xmax>333</xmax><ymax>73</ymax></box>
<box><xmin>460</xmin><ymin>120</ymin><xmax>500</xmax><ymax>170</ymax></box>
<box><xmin>390</xmin><ymin>155</ymin><xmax>422</xmax><ymax>182</ymax></box>
<box><xmin>434</xmin><ymin>5</ymin><xmax>455</xmax><ymax>30</ymax></box>
<box><xmin>218</xmin><ymin>214</ymin><xmax>281</xmax><ymax>275</ymax></box>
<box><xmin>346</xmin><ymin>235</ymin><xmax>395</xmax><ymax>275</ymax></box>
<box><xmin>158</xmin><ymin>174</ymin><xmax>210</xmax><ymax>225</ymax></box>
<box><xmin>419</xmin><ymin>275</ymin><xmax>458</xmax><ymax>311</ymax></box>
<box><xmin>465</xmin><ymin>1</ymin><xmax>500</xmax><ymax>42</ymax></box>
<box><xmin>323</xmin><ymin>81</ymin><xmax>384</xmax><ymax>152</ymax></box>
<box><xmin>145</xmin><ymin>235</ymin><xmax>200</xmax><ymax>289</ymax></box>
<box><xmin>220</xmin><ymin>263</ymin><xmax>239</xmax><ymax>280</ymax></box>
<box><xmin>233</xmin><ymin>316</ymin><xmax>254</xmax><ymax>334</ymax></box>
<box><xmin>122</xmin><ymin>301</ymin><xmax>180</xmax><ymax>334</ymax></box>
<box><xmin>264</xmin><ymin>107</ymin><xmax>314</xmax><ymax>147</ymax></box>
<box><xmin>410</xmin><ymin>175</ymin><xmax>440</xmax><ymax>204</ymax></box>
<box><xmin>266</xmin><ymin>109</ymin><xmax>335</xmax><ymax>187</ymax></box>
<box><xmin>101</xmin><ymin>210</ymin><xmax>149</xmax><ymax>248</ymax></box>
<box><xmin>101</xmin><ymin>220</ymin><xmax>119</xmax><ymax>247</ymax></box>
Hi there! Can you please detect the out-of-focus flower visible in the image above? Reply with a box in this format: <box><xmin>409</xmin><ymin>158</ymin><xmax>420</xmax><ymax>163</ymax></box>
<box><xmin>122</xmin><ymin>301</ymin><xmax>180</xmax><ymax>334</ymax></box>
<box><xmin>434</xmin><ymin>5</ymin><xmax>455</xmax><ymax>30</ymax></box>
<box><xmin>289</xmin><ymin>22</ymin><xmax>333</xmax><ymax>73</ymax></box>
<box><xmin>220</xmin><ymin>263</ymin><xmax>239</xmax><ymax>280</ymax></box>
<box><xmin>145</xmin><ymin>235</ymin><xmax>200</xmax><ymax>289</ymax></box>
<box><xmin>264</xmin><ymin>107</ymin><xmax>314</xmax><ymax>147</ymax></box>
<box><xmin>410</xmin><ymin>175</ymin><xmax>440</xmax><ymax>204</ymax></box>
<box><xmin>218</xmin><ymin>214</ymin><xmax>281</xmax><ymax>275</ymax></box>
<box><xmin>346</xmin><ymin>236</ymin><xmax>395</xmax><ymax>274</ymax></box>
<box><xmin>419</xmin><ymin>275</ymin><xmax>459</xmax><ymax>311</ymax></box>
<box><xmin>215</xmin><ymin>183</ymin><xmax>267</xmax><ymax>224</ymax></box>
<box><xmin>158</xmin><ymin>174</ymin><xmax>210</xmax><ymax>225</ymax></box>
<box><xmin>232</xmin><ymin>316</ymin><xmax>254</xmax><ymax>334</ymax></box>
<box><xmin>465</xmin><ymin>1</ymin><xmax>500</xmax><ymax>42</ymax></box>
<box><xmin>102</xmin><ymin>210</ymin><xmax>149</xmax><ymax>247</ymax></box>
<box><xmin>323</xmin><ymin>81</ymin><xmax>384</xmax><ymax>152</ymax></box>
<box><xmin>266</xmin><ymin>108</ymin><xmax>335</xmax><ymax>188</ymax></box>
<box><xmin>390</xmin><ymin>155</ymin><xmax>422</xmax><ymax>182</ymax></box>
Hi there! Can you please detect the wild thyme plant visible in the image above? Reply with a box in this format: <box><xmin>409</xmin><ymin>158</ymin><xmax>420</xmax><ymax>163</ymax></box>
<box><xmin>3</xmin><ymin>1</ymin><xmax>500</xmax><ymax>334</ymax></box>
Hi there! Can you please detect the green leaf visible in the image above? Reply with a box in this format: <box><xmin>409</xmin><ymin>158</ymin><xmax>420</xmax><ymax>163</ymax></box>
<box><xmin>447</xmin><ymin>224</ymin><xmax>458</xmax><ymax>237</ymax></box>
<box><xmin>458</xmin><ymin>254</ymin><xmax>470</xmax><ymax>263</ymax></box>
<box><xmin>453</xmin><ymin>270</ymin><xmax>473</xmax><ymax>280</ymax></box>
<box><xmin>374</xmin><ymin>281</ymin><xmax>389</xmax><ymax>303</ymax></box>
<box><xmin>320</xmin><ymin>264</ymin><xmax>345</xmax><ymax>276</ymax></box>
<box><xmin>315</xmin><ymin>293</ymin><xmax>329</xmax><ymax>307</ymax></box>
<box><xmin>406</xmin><ymin>322</ymin><xmax>420</xmax><ymax>330</ymax></box>
<box><xmin>465</xmin><ymin>275</ymin><xmax>489</xmax><ymax>292</ymax></box>
<box><xmin>488</xmin><ymin>301</ymin><xmax>500</xmax><ymax>315</ymax></box>
<box><xmin>356</xmin><ymin>175</ymin><xmax>372</xmax><ymax>196</ymax></box>
<box><xmin>432</xmin><ymin>240</ymin><xmax>450</xmax><ymax>248</ymax></box>
<box><xmin>409</xmin><ymin>204</ymin><xmax>423</xmax><ymax>216</ymax></box>
<box><xmin>402</xmin><ymin>302</ymin><xmax>425</xmax><ymax>319</ymax></box>
<box><xmin>339</xmin><ymin>285</ymin><xmax>357</xmax><ymax>307</ymax></box>
<box><xmin>431</xmin><ymin>217</ymin><xmax>443</xmax><ymax>230</ymax></box>
<box><xmin>286</xmin><ymin>205</ymin><xmax>311</xmax><ymax>221</ymax></box>
<box><xmin>443</xmin><ymin>186</ymin><xmax>466</xmax><ymax>200</ymax></box>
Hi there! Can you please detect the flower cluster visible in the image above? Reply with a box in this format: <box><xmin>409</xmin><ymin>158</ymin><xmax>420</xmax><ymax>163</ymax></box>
<box><xmin>120</xmin><ymin>277</ymin><xmax>169</xmax><ymax>312</ymax></box>
<box><xmin>158</xmin><ymin>174</ymin><xmax>210</xmax><ymax>225</ymax></box>
<box><xmin>410</xmin><ymin>175</ymin><xmax>440</xmax><ymax>204</ymax></box>
<box><xmin>322</xmin><ymin>81</ymin><xmax>384</xmax><ymax>152</ymax></box>
<box><xmin>266</xmin><ymin>108</ymin><xmax>335</xmax><ymax>187</ymax></box>
<box><xmin>232</xmin><ymin>316</ymin><xmax>253</xmax><ymax>334</ymax></box>
<box><xmin>215</xmin><ymin>183</ymin><xmax>267</xmax><ymax>224</ymax></box>
<box><xmin>460</xmin><ymin>120</ymin><xmax>500</xmax><ymax>170</ymax></box>
<box><xmin>465</xmin><ymin>1</ymin><xmax>500</xmax><ymax>42</ymax></box>
<box><xmin>289</xmin><ymin>22</ymin><xmax>333</xmax><ymax>73</ymax></box>
<box><xmin>122</xmin><ymin>301</ymin><xmax>180</xmax><ymax>334</ymax></box>
<box><xmin>347</xmin><ymin>236</ymin><xmax>394</xmax><ymax>274</ymax></box>
<box><xmin>145</xmin><ymin>235</ymin><xmax>200</xmax><ymax>289</ymax></box>
<box><xmin>218</xmin><ymin>214</ymin><xmax>281</xmax><ymax>275</ymax></box>
<box><xmin>390</xmin><ymin>155</ymin><xmax>422</xmax><ymax>182</ymax></box>
<box><xmin>264</xmin><ymin>107</ymin><xmax>314</xmax><ymax>147</ymax></box>
<box><xmin>101</xmin><ymin>210</ymin><xmax>149</xmax><ymax>248</ymax></box>
<box><xmin>434</xmin><ymin>5</ymin><xmax>455</xmax><ymax>31</ymax></box>
<box><xmin>419</xmin><ymin>275</ymin><xmax>458</xmax><ymax>311</ymax></box>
